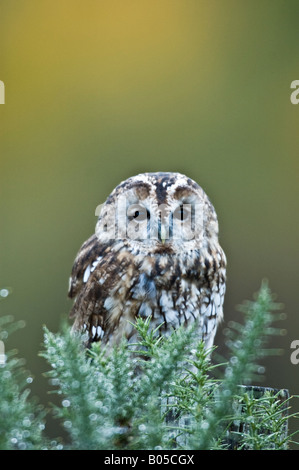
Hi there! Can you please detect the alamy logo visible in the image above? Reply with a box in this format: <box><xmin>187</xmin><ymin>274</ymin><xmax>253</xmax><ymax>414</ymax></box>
<box><xmin>0</xmin><ymin>340</ymin><xmax>5</xmax><ymax>365</ymax></box>
<box><xmin>290</xmin><ymin>340</ymin><xmax>299</xmax><ymax>365</ymax></box>
<box><xmin>0</xmin><ymin>81</ymin><xmax>4</xmax><ymax>104</ymax></box>
<box><xmin>94</xmin><ymin>198</ymin><xmax>205</xmax><ymax>243</ymax></box>
<box><xmin>290</xmin><ymin>80</ymin><xmax>299</xmax><ymax>105</ymax></box>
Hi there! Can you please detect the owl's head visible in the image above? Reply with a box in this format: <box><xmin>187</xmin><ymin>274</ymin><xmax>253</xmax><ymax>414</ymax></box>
<box><xmin>95</xmin><ymin>172</ymin><xmax>220</xmax><ymax>252</ymax></box>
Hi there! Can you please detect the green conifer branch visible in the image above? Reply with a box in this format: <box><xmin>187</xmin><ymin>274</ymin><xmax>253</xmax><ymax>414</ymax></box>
<box><xmin>0</xmin><ymin>282</ymin><xmax>297</xmax><ymax>450</ymax></box>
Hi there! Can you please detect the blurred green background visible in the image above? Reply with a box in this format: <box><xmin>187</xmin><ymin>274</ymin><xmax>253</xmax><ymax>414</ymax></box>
<box><xmin>1</xmin><ymin>0</ymin><xmax>299</xmax><ymax>439</ymax></box>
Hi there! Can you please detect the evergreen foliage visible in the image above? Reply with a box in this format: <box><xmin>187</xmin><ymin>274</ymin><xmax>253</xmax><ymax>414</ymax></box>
<box><xmin>0</xmin><ymin>282</ymin><xmax>297</xmax><ymax>450</ymax></box>
<box><xmin>0</xmin><ymin>316</ymin><xmax>45</xmax><ymax>450</ymax></box>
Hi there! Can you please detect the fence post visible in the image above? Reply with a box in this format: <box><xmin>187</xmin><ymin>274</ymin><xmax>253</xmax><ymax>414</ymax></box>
<box><xmin>163</xmin><ymin>385</ymin><xmax>289</xmax><ymax>449</ymax></box>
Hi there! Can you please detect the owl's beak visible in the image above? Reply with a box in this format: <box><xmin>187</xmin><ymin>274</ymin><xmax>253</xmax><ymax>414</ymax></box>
<box><xmin>158</xmin><ymin>221</ymin><xmax>168</xmax><ymax>244</ymax></box>
<box><xmin>160</xmin><ymin>226</ymin><xmax>167</xmax><ymax>244</ymax></box>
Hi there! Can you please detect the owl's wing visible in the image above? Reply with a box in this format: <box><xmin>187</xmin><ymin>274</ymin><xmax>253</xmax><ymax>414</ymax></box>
<box><xmin>68</xmin><ymin>234</ymin><xmax>116</xmax><ymax>345</ymax></box>
<box><xmin>68</xmin><ymin>234</ymin><xmax>102</xmax><ymax>299</ymax></box>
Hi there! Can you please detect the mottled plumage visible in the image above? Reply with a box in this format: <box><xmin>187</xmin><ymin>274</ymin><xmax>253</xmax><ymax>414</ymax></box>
<box><xmin>68</xmin><ymin>172</ymin><xmax>226</xmax><ymax>349</ymax></box>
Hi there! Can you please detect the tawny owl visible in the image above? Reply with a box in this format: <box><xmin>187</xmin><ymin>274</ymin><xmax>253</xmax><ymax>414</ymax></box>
<box><xmin>68</xmin><ymin>172</ymin><xmax>226</xmax><ymax>350</ymax></box>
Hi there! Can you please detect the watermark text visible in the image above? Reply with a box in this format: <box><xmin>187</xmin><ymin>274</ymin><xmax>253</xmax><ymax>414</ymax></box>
<box><xmin>0</xmin><ymin>340</ymin><xmax>5</xmax><ymax>365</ymax></box>
<box><xmin>290</xmin><ymin>80</ymin><xmax>299</xmax><ymax>105</ymax></box>
<box><xmin>0</xmin><ymin>81</ymin><xmax>4</xmax><ymax>104</ymax></box>
<box><xmin>290</xmin><ymin>340</ymin><xmax>299</xmax><ymax>364</ymax></box>
<box><xmin>94</xmin><ymin>197</ymin><xmax>205</xmax><ymax>243</ymax></box>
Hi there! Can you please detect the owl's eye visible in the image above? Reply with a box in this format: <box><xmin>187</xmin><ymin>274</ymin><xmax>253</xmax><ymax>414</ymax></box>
<box><xmin>127</xmin><ymin>204</ymin><xmax>149</xmax><ymax>221</ymax></box>
<box><xmin>173</xmin><ymin>204</ymin><xmax>190</xmax><ymax>221</ymax></box>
